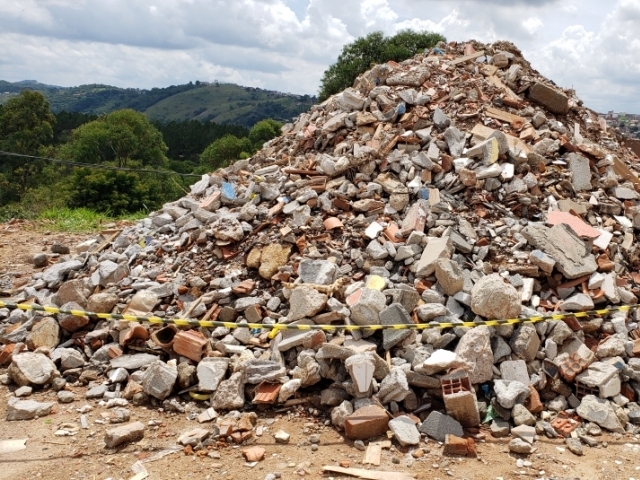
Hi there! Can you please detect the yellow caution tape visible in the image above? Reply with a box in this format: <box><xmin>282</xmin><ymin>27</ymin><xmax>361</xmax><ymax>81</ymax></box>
<box><xmin>0</xmin><ymin>300</ymin><xmax>637</xmax><ymax>332</ymax></box>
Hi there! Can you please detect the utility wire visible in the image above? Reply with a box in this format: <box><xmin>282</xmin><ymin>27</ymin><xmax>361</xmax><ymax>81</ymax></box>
<box><xmin>0</xmin><ymin>150</ymin><xmax>203</xmax><ymax>177</ymax></box>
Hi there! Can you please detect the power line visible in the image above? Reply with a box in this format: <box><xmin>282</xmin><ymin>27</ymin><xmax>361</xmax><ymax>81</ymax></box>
<box><xmin>0</xmin><ymin>150</ymin><xmax>202</xmax><ymax>177</ymax></box>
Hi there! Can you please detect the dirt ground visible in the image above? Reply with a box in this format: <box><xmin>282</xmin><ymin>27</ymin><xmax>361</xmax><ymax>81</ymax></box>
<box><xmin>1</xmin><ymin>222</ymin><xmax>640</xmax><ymax>480</ymax></box>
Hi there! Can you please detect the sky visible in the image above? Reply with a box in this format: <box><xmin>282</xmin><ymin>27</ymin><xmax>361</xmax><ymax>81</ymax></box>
<box><xmin>0</xmin><ymin>0</ymin><xmax>639</xmax><ymax>114</ymax></box>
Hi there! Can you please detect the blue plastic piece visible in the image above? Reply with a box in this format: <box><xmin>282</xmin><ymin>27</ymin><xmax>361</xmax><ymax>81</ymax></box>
<box><xmin>221</xmin><ymin>182</ymin><xmax>236</xmax><ymax>200</ymax></box>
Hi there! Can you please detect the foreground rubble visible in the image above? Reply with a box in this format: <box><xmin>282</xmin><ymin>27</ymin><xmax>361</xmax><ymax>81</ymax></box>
<box><xmin>3</xmin><ymin>39</ymin><xmax>640</xmax><ymax>469</ymax></box>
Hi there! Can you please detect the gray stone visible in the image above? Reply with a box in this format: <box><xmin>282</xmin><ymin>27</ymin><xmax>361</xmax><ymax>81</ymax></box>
<box><xmin>57</xmin><ymin>390</ymin><xmax>75</xmax><ymax>403</ymax></box>
<box><xmin>97</xmin><ymin>260</ymin><xmax>129</xmax><ymax>286</ymax></box>
<box><xmin>331</xmin><ymin>400</ymin><xmax>353</xmax><ymax>429</ymax></box>
<box><xmin>178</xmin><ymin>427</ymin><xmax>210</xmax><ymax>447</ymax></box>
<box><xmin>60</xmin><ymin>348</ymin><xmax>85</xmax><ymax>370</ymax></box>
<box><xmin>86</xmin><ymin>385</ymin><xmax>107</xmax><ymax>399</ymax></box>
<box><xmin>299</xmin><ymin>259</ymin><xmax>337</xmax><ymax>285</ymax></box>
<box><xmin>471</xmin><ymin>273</ymin><xmax>521</xmax><ymax>320</ymax></box>
<box><xmin>349</xmin><ymin>288</ymin><xmax>386</xmax><ymax>334</ymax></box>
<box><xmin>380</xmin><ymin>303</ymin><xmax>413</xmax><ymax>350</ymax></box>
<box><xmin>596</xmin><ymin>335</ymin><xmax>626</xmax><ymax>359</ymax></box>
<box><xmin>108</xmin><ymin>367</ymin><xmax>129</xmax><ymax>384</ymax></box>
<box><xmin>288</xmin><ymin>287</ymin><xmax>328</xmax><ymax>321</ymax></box>
<box><xmin>454</xmin><ymin>326</ymin><xmax>493</xmax><ymax>384</ymax></box>
<box><xmin>566</xmin><ymin>438</ymin><xmax>583</xmax><ymax>456</ymax></box>
<box><xmin>522</xmin><ymin>223</ymin><xmax>597</xmax><ymax>279</ymax></box>
<box><xmin>511</xmin><ymin>425</ymin><xmax>536</xmax><ymax>444</ymax></box>
<box><xmin>548</xmin><ymin>321</ymin><xmax>573</xmax><ymax>345</ymax></box>
<box><xmin>42</xmin><ymin>259</ymin><xmax>84</xmax><ymax>286</ymax></box>
<box><xmin>104</xmin><ymin>421</ymin><xmax>145</xmax><ymax>448</ymax></box>
<box><xmin>500</xmin><ymin>360</ymin><xmax>530</xmax><ymax>385</ymax></box>
<box><xmin>33</xmin><ymin>253</ymin><xmax>48</xmax><ymax>268</ymax></box>
<box><xmin>142</xmin><ymin>361</ymin><xmax>177</xmax><ymax>400</ymax></box>
<box><xmin>6</xmin><ymin>397</ymin><xmax>54</xmax><ymax>421</ymax></box>
<box><xmin>529</xmin><ymin>250</ymin><xmax>556</xmax><ymax>274</ymax></box>
<box><xmin>8</xmin><ymin>352</ymin><xmax>57</xmax><ymax>387</ymax></box>
<box><xmin>509</xmin><ymin>438</ymin><xmax>533</xmax><ymax>454</ymax></box>
<box><xmin>576</xmin><ymin>395</ymin><xmax>624</xmax><ymax>433</ymax></box>
<box><xmin>416</xmin><ymin>303</ymin><xmax>447</xmax><ymax>322</ymax></box>
<box><xmin>389</xmin><ymin>415</ymin><xmax>420</xmax><ymax>447</ymax></box>
<box><xmin>493</xmin><ymin>380</ymin><xmax>530</xmax><ymax>409</ymax></box>
<box><xmin>512</xmin><ymin>404</ymin><xmax>536</xmax><ymax>426</ymax></box>
<box><xmin>25</xmin><ymin>318</ymin><xmax>60</xmax><ymax>350</ymax></box>
<box><xmin>490</xmin><ymin>418</ymin><xmax>510</xmax><ymax>438</ymax></box>
<box><xmin>197</xmin><ymin>357</ymin><xmax>229</xmax><ymax>392</ymax></box>
<box><xmin>444</xmin><ymin>127</ymin><xmax>466</xmax><ymax>157</ymax></box>
<box><xmin>87</xmin><ymin>292</ymin><xmax>119</xmax><ymax>313</ymax></box>
<box><xmin>110</xmin><ymin>353</ymin><xmax>160</xmax><ymax>370</ymax></box>
<box><xmin>510</xmin><ymin>324</ymin><xmax>541</xmax><ymax>362</ymax></box>
<box><xmin>14</xmin><ymin>386</ymin><xmax>32</xmax><ymax>397</ymax></box>
<box><xmin>210</xmin><ymin>372</ymin><xmax>245</xmax><ymax>410</ymax></box>
<box><xmin>415</xmin><ymin>237</ymin><xmax>453</xmax><ymax>277</ymax></box>
<box><xmin>245</xmin><ymin>359</ymin><xmax>286</xmax><ymax>384</ymax></box>
<box><xmin>433</xmin><ymin>108</ymin><xmax>451</xmax><ymax>130</ymax></box>
<box><xmin>419</xmin><ymin>411</ymin><xmax>463</xmax><ymax>442</ymax></box>
<box><xmin>56</xmin><ymin>279</ymin><xmax>87</xmax><ymax>308</ymax></box>
<box><xmin>435</xmin><ymin>258</ymin><xmax>464</xmax><ymax>296</ymax></box>
<box><xmin>376</xmin><ymin>368</ymin><xmax>410</xmax><ymax>404</ymax></box>
<box><xmin>561</xmin><ymin>293</ymin><xmax>594</xmax><ymax>312</ymax></box>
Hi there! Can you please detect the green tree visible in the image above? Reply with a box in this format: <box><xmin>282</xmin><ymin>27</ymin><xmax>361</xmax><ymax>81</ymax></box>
<box><xmin>248</xmin><ymin>119</ymin><xmax>282</xmax><ymax>149</ymax></box>
<box><xmin>200</xmin><ymin>135</ymin><xmax>252</xmax><ymax>170</ymax></box>
<box><xmin>318</xmin><ymin>29</ymin><xmax>446</xmax><ymax>101</ymax></box>
<box><xmin>60</xmin><ymin>109</ymin><xmax>167</xmax><ymax>168</ymax></box>
<box><xmin>0</xmin><ymin>90</ymin><xmax>56</xmax><ymax>204</ymax></box>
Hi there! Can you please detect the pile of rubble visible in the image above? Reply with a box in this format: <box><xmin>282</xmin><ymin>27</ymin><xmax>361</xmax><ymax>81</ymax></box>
<box><xmin>4</xmin><ymin>40</ymin><xmax>640</xmax><ymax>458</ymax></box>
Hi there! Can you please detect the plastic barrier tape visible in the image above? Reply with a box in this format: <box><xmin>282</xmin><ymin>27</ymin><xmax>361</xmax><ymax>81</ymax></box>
<box><xmin>0</xmin><ymin>300</ymin><xmax>638</xmax><ymax>334</ymax></box>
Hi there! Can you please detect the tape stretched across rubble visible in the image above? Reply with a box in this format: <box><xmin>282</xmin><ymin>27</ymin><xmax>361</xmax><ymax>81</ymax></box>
<box><xmin>0</xmin><ymin>300</ymin><xmax>639</xmax><ymax>331</ymax></box>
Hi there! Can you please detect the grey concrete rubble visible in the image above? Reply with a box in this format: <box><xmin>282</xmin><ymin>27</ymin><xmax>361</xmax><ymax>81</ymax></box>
<box><xmin>3</xmin><ymin>39</ymin><xmax>640</xmax><ymax>460</ymax></box>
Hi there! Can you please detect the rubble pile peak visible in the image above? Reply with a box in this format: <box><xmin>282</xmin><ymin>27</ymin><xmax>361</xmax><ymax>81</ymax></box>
<box><xmin>3</xmin><ymin>40</ymin><xmax>640</xmax><ymax>455</ymax></box>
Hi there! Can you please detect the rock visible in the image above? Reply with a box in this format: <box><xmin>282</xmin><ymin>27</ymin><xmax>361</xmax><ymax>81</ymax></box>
<box><xmin>142</xmin><ymin>361</ymin><xmax>177</xmax><ymax>400</ymax></box>
<box><xmin>58</xmin><ymin>301</ymin><xmax>89</xmax><ymax>332</ymax></box>
<box><xmin>25</xmin><ymin>318</ymin><xmax>60</xmax><ymax>350</ymax></box>
<box><xmin>565</xmin><ymin>438</ymin><xmax>583</xmax><ymax>456</ymax></box>
<box><xmin>418</xmin><ymin>349</ymin><xmax>459</xmax><ymax>375</ymax></box>
<box><xmin>561</xmin><ymin>293</ymin><xmax>594</xmax><ymax>311</ymax></box>
<box><xmin>6</xmin><ymin>397</ymin><xmax>54</xmax><ymax>421</ymax></box>
<box><xmin>522</xmin><ymin>223</ymin><xmax>597</xmax><ymax>279</ymax></box>
<box><xmin>56</xmin><ymin>279</ymin><xmax>87</xmax><ymax>307</ymax></box>
<box><xmin>435</xmin><ymin>258</ymin><xmax>464</xmax><ymax>296</ymax></box>
<box><xmin>493</xmin><ymin>380</ymin><xmax>530</xmax><ymax>409</ymax></box>
<box><xmin>419</xmin><ymin>411</ymin><xmax>464</xmax><ymax>442</ymax></box>
<box><xmin>528</xmin><ymin>82</ymin><xmax>569</xmax><ymax>115</ymax></box>
<box><xmin>376</xmin><ymin>368</ymin><xmax>410</xmax><ymax>404</ymax></box>
<box><xmin>509</xmin><ymin>438</ymin><xmax>533</xmax><ymax>454</ymax></box>
<box><xmin>596</xmin><ymin>335</ymin><xmax>626</xmax><ymax>359</ymax></box>
<box><xmin>490</xmin><ymin>418</ymin><xmax>510</xmax><ymax>438</ymax></box>
<box><xmin>331</xmin><ymin>400</ymin><xmax>353</xmax><ymax>429</ymax></box>
<box><xmin>197</xmin><ymin>357</ymin><xmax>229</xmax><ymax>392</ymax></box>
<box><xmin>349</xmin><ymin>288</ymin><xmax>386</xmax><ymax>334</ymax></box>
<box><xmin>415</xmin><ymin>237</ymin><xmax>453</xmax><ymax>277</ymax></box>
<box><xmin>416</xmin><ymin>303</ymin><xmax>447</xmax><ymax>322</ymax></box>
<box><xmin>258</xmin><ymin>244</ymin><xmax>291</xmax><ymax>280</ymax></box>
<box><xmin>510</xmin><ymin>324</ymin><xmax>541</xmax><ymax>363</ymax></box>
<box><xmin>471</xmin><ymin>274</ymin><xmax>521</xmax><ymax>320</ymax></box>
<box><xmin>274</xmin><ymin>430</ymin><xmax>290</xmax><ymax>443</ymax></box>
<box><xmin>110</xmin><ymin>353</ymin><xmax>159</xmax><ymax>370</ymax></box>
<box><xmin>60</xmin><ymin>348</ymin><xmax>85</xmax><ymax>370</ymax></box>
<box><xmin>14</xmin><ymin>386</ymin><xmax>32</xmax><ymax>397</ymax></box>
<box><xmin>389</xmin><ymin>415</ymin><xmax>420</xmax><ymax>447</ymax></box>
<box><xmin>454</xmin><ymin>327</ymin><xmax>493</xmax><ymax>384</ymax></box>
<box><xmin>379</xmin><ymin>303</ymin><xmax>413</xmax><ymax>350</ymax></box>
<box><xmin>512</xmin><ymin>404</ymin><xmax>536</xmax><ymax>426</ymax></box>
<box><xmin>210</xmin><ymin>372</ymin><xmax>245</xmax><ymax>410</ymax></box>
<box><xmin>178</xmin><ymin>428</ymin><xmax>210</xmax><ymax>446</ymax></box>
<box><xmin>9</xmin><ymin>352</ymin><xmax>57</xmax><ymax>387</ymax></box>
<box><xmin>57</xmin><ymin>390</ymin><xmax>75</xmax><ymax>403</ymax></box>
<box><xmin>511</xmin><ymin>425</ymin><xmax>536</xmax><ymax>444</ymax></box>
<box><xmin>33</xmin><ymin>253</ymin><xmax>48</xmax><ymax>268</ymax></box>
<box><xmin>433</xmin><ymin>108</ymin><xmax>451</xmax><ymax>130</ymax></box>
<box><xmin>87</xmin><ymin>292</ymin><xmax>119</xmax><ymax>313</ymax></box>
<box><xmin>576</xmin><ymin>395</ymin><xmax>624</xmax><ymax>433</ymax></box>
<box><xmin>444</xmin><ymin>127</ymin><xmax>466</xmax><ymax>157</ymax></box>
<box><xmin>299</xmin><ymin>259</ymin><xmax>337</xmax><ymax>285</ymax></box>
<box><xmin>42</xmin><ymin>259</ymin><xmax>83</xmax><ymax>286</ymax></box>
<box><xmin>86</xmin><ymin>385</ymin><xmax>108</xmax><ymax>399</ymax></box>
<box><xmin>104</xmin><ymin>421</ymin><xmax>145</xmax><ymax>448</ymax></box>
<box><xmin>288</xmin><ymin>287</ymin><xmax>328</xmax><ymax>321</ymax></box>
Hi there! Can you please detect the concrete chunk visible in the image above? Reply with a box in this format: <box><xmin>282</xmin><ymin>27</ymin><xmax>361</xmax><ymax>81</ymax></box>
<box><xmin>528</xmin><ymin>82</ymin><xmax>569</xmax><ymax>115</ymax></box>
<box><xmin>104</xmin><ymin>421</ymin><xmax>145</xmax><ymax>448</ymax></box>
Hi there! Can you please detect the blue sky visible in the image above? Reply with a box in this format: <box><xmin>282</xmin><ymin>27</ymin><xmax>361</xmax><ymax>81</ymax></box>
<box><xmin>1</xmin><ymin>0</ymin><xmax>639</xmax><ymax>113</ymax></box>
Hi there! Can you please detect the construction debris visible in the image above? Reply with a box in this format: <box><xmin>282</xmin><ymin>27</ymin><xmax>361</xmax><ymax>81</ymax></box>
<box><xmin>3</xmin><ymin>39</ymin><xmax>640</xmax><ymax>464</ymax></box>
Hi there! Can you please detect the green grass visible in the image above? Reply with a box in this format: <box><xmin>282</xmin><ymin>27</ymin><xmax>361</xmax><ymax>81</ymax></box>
<box><xmin>36</xmin><ymin>207</ymin><xmax>145</xmax><ymax>233</ymax></box>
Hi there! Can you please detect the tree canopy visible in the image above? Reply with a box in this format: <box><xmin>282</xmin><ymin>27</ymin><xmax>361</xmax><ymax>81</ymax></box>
<box><xmin>248</xmin><ymin>119</ymin><xmax>282</xmax><ymax>149</ymax></box>
<box><xmin>318</xmin><ymin>29</ymin><xmax>446</xmax><ymax>101</ymax></box>
<box><xmin>59</xmin><ymin>109</ymin><xmax>168</xmax><ymax>168</ymax></box>
<box><xmin>200</xmin><ymin>135</ymin><xmax>252</xmax><ymax>170</ymax></box>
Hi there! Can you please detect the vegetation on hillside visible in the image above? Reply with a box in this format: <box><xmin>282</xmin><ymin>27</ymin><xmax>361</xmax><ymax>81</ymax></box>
<box><xmin>318</xmin><ymin>29</ymin><xmax>446</xmax><ymax>101</ymax></box>
<box><xmin>0</xmin><ymin>80</ymin><xmax>315</xmax><ymax>127</ymax></box>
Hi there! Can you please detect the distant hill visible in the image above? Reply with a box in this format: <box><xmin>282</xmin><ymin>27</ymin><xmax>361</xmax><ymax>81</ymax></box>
<box><xmin>0</xmin><ymin>80</ymin><xmax>316</xmax><ymax>127</ymax></box>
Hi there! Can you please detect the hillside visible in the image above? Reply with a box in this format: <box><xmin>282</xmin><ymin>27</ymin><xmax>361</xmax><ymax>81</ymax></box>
<box><xmin>0</xmin><ymin>80</ymin><xmax>316</xmax><ymax>127</ymax></box>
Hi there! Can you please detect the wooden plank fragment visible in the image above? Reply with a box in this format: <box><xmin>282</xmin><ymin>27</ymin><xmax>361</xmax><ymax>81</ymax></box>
<box><xmin>322</xmin><ymin>466</ymin><xmax>416</xmax><ymax>480</ymax></box>
<box><xmin>363</xmin><ymin>443</ymin><xmax>382</xmax><ymax>466</ymax></box>
<box><xmin>448</xmin><ymin>50</ymin><xmax>485</xmax><ymax>66</ymax></box>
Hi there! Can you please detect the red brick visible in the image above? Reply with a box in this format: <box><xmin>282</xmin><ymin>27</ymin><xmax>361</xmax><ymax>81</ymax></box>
<box><xmin>443</xmin><ymin>435</ymin><xmax>477</xmax><ymax>458</ymax></box>
<box><xmin>344</xmin><ymin>406</ymin><xmax>389</xmax><ymax>440</ymax></box>
<box><xmin>173</xmin><ymin>330</ymin><xmax>208</xmax><ymax>362</ymax></box>
<box><xmin>525</xmin><ymin>385</ymin><xmax>544</xmax><ymax>414</ymax></box>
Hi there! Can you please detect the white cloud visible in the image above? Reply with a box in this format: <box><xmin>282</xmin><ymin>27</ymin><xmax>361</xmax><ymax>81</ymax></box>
<box><xmin>522</xmin><ymin>16</ymin><xmax>543</xmax><ymax>35</ymax></box>
<box><xmin>0</xmin><ymin>0</ymin><xmax>637</xmax><ymax>113</ymax></box>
